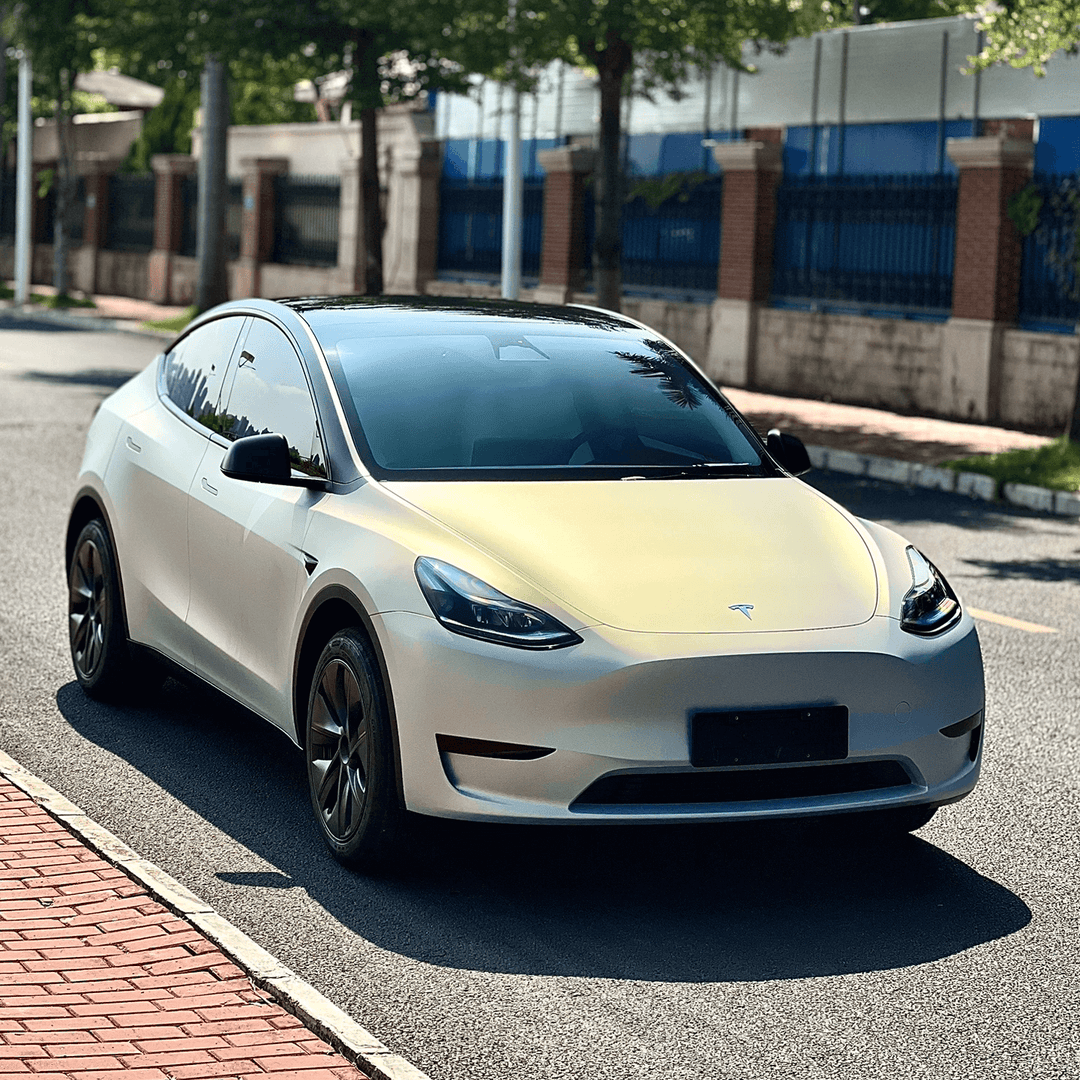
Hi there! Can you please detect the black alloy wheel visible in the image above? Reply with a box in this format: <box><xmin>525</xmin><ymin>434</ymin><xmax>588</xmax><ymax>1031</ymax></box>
<box><xmin>306</xmin><ymin>629</ymin><xmax>404</xmax><ymax>869</ymax></box>
<box><xmin>68</xmin><ymin>518</ymin><xmax>138</xmax><ymax>701</ymax></box>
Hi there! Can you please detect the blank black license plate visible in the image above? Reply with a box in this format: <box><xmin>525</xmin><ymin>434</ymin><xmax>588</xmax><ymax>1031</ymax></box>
<box><xmin>690</xmin><ymin>707</ymin><xmax>849</xmax><ymax>768</ymax></box>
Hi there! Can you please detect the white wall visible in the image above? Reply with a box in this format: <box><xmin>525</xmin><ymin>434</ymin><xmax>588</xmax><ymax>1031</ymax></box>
<box><xmin>435</xmin><ymin>15</ymin><xmax>1080</xmax><ymax>141</ymax></box>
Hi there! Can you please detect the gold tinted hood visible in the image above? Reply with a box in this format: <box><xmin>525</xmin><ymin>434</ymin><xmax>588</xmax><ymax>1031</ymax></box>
<box><xmin>388</xmin><ymin>478</ymin><xmax>878</xmax><ymax>634</ymax></box>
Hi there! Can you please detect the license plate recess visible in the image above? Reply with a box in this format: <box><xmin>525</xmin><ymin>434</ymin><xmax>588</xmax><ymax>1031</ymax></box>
<box><xmin>690</xmin><ymin>706</ymin><xmax>849</xmax><ymax>768</ymax></box>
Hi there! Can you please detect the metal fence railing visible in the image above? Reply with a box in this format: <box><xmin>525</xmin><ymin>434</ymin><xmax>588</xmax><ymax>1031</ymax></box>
<box><xmin>620</xmin><ymin>175</ymin><xmax>723</xmax><ymax>298</ymax></box>
<box><xmin>436</xmin><ymin>178</ymin><xmax>543</xmax><ymax>280</ymax></box>
<box><xmin>33</xmin><ymin>175</ymin><xmax>87</xmax><ymax>246</ymax></box>
<box><xmin>104</xmin><ymin>173</ymin><xmax>156</xmax><ymax>253</ymax></box>
<box><xmin>771</xmin><ymin>174</ymin><xmax>957</xmax><ymax>318</ymax></box>
<box><xmin>179</xmin><ymin>176</ymin><xmax>242</xmax><ymax>260</ymax></box>
<box><xmin>1018</xmin><ymin>173</ymin><xmax>1080</xmax><ymax>332</ymax></box>
<box><xmin>271</xmin><ymin>175</ymin><xmax>340</xmax><ymax>267</ymax></box>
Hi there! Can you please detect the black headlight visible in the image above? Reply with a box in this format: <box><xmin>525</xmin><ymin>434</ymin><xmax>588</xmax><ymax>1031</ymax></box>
<box><xmin>414</xmin><ymin>557</ymin><xmax>583</xmax><ymax>650</ymax></box>
<box><xmin>901</xmin><ymin>547</ymin><xmax>961</xmax><ymax>635</ymax></box>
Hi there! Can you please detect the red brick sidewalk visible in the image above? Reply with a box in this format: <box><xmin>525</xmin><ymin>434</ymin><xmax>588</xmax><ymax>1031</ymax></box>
<box><xmin>0</xmin><ymin>779</ymin><xmax>368</xmax><ymax>1080</ymax></box>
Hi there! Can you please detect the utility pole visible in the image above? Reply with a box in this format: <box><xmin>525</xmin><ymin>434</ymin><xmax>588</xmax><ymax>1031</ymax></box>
<box><xmin>500</xmin><ymin>0</ymin><xmax>523</xmax><ymax>301</ymax></box>
<box><xmin>14</xmin><ymin>51</ymin><xmax>32</xmax><ymax>306</ymax></box>
<box><xmin>195</xmin><ymin>55</ymin><xmax>229</xmax><ymax>312</ymax></box>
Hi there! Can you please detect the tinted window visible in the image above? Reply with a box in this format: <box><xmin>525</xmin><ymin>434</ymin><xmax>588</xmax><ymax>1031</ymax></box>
<box><xmin>163</xmin><ymin>316</ymin><xmax>246</xmax><ymax>431</ymax></box>
<box><xmin>217</xmin><ymin>318</ymin><xmax>327</xmax><ymax>479</ymax></box>
<box><xmin>330</xmin><ymin>323</ymin><xmax>763</xmax><ymax>478</ymax></box>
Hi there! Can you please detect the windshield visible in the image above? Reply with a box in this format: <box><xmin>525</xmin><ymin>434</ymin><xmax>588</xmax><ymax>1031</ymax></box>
<box><xmin>321</xmin><ymin>318</ymin><xmax>769</xmax><ymax>480</ymax></box>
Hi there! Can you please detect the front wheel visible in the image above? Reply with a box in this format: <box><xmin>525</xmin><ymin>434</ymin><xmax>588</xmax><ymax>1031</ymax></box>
<box><xmin>305</xmin><ymin>629</ymin><xmax>405</xmax><ymax>870</ymax></box>
<box><xmin>68</xmin><ymin>519</ymin><xmax>135</xmax><ymax>701</ymax></box>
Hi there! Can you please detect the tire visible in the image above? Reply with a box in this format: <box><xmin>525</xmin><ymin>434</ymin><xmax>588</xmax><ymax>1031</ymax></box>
<box><xmin>68</xmin><ymin>518</ymin><xmax>149</xmax><ymax>702</ymax></box>
<box><xmin>305</xmin><ymin>628</ymin><xmax>405</xmax><ymax>870</ymax></box>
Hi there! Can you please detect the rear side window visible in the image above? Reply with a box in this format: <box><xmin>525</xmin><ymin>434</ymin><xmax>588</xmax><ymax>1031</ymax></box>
<box><xmin>163</xmin><ymin>316</ymin><xmax>247</xmax><ymax>431</ymax></box>
<box><xmin>217</xmin><ymin>318</ymin><xmax>328</xmax><ymax>479</ymax></box>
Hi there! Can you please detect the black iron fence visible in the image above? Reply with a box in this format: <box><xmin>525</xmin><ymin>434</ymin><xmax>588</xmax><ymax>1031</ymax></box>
<box><xmin>104</xmin><ymin>173</ymin><xmax>155</xmax><ymax>252</ymax></box>
<box><xmin>620</xmin><ymin>176</ymin><xmax>723</xmax><ymax>297</ymax></box>
<box><xmin>771</xmin><ymin>174</ymin><xmax>957</xmax><ymax>318</ymax></box>
<box><xmin>29</xmin><ymin>175</ymin><xmax>87</xmax><ymax>245</ymax></box>
<box><xmin>436</xmin><ymin>178</ymin><xmax>543</xmax><ymax>280</ymax></box>
<box><xmin>271</xmin><ymin>175</ymin><xmax>340</xmax><ymax>267</ymax></box>
<box><xmin>1017</xmin><ymin>173</ymin><xmax>1080</xmax><ymax>332</ymax></box>
<box><xmin>179</xmin><ymin>176</ymin><xmax>242</xmax><ymax>260</ymax></box>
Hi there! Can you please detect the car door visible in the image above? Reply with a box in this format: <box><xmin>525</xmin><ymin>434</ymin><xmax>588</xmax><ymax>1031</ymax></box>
<box><xmin>105</xmin><ymin>315</ymin><xmax>248</xmax><ymax>667</ymax></box>
<box><xmin>185</xmin><ymin>316</ymin><xmax>329</xmax><ymax>731</ymax></box>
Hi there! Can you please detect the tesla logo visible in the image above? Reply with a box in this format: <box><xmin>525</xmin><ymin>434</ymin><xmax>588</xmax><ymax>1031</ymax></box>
<box><xmin>729</xmin><ymin>604</ymin><xmax>754</xmax><ymax>620</ymax></box>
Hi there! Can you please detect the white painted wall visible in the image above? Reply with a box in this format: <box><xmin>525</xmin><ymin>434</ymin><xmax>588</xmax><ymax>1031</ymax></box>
<box><xmin>435</xmin><ymin>15</ymin><xmax>1080</xmax><ymax>140</ymax></box>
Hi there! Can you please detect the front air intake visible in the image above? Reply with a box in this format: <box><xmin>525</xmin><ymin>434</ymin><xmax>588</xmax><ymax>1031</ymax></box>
<box><xmin>571</xmin><ymin>760</ymin><xmax>912</xmax><ymax>809</ymax></box>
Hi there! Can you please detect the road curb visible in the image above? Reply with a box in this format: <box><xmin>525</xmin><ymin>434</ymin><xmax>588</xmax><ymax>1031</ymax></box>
<box><xmin>806</xmin><ymin>444</ymin><xmax>1080</xmax><ymax>518</ymax></box>
<box><xmin>0</xmin><ymin>746</ymin><xmax>432</xmax><ymax>1080</ymax></box>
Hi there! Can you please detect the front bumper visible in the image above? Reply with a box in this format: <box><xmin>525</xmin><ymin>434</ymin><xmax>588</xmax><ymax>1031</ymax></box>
<box><xmin>373</xmin><ymin>609</ymin><xmax>984</xmax><ymax>823</ymax></box>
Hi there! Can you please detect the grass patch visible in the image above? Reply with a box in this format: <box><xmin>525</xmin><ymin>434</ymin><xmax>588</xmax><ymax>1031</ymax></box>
<box><xmin>945</xmin><ymin>436</ymin><xmax>1080</xmax><ymax>493</ymax></box>
<box><xmin>27</xmin><ymin>292</ymin><xmax>97</xmax><ymax>309</ymax></box>
<box><xmin>142</xmin><ymin>305</ymin><xmax>197</xmax><ymax>333</ymax></box>
<box><xmin>0</xmin><ymin>284</ymin><xmax>13</xmax><ymax>299</ymax></box>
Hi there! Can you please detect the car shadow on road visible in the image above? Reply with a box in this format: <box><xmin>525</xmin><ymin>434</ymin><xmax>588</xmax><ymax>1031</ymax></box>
<box><xmin>56</xmin><ymin>678</ymin><xmax>1031</xmax><ymax>985</ymax></box>
<box><xmin>21</xmin><ymin>369</ymin><xmax>136</xmax><ymax>390</ymax></box>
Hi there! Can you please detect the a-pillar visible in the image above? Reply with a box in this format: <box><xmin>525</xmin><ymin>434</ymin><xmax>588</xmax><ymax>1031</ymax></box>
<box><xmin>147</xmin><ymin>154</ymin><xmax>196</xmax><ymax>304</ymax></box>
<box><xmin>706</xmin><ymin>141</ymin><xmax>783</xmax><ymax>387</ymax></box>
<box><xmin>383</xmin><ymin>140</ymin><xmax>441</xmax><ymax>295</ymax></box>
<box><xmin>943</xmin><ymin>136</ymin><xmax>1033</xmax><ymax>420</ymax></box>
<box><xmin>235</xmin><ymin>157</ymin><xmax>288</xmax><ymax>299</ymax></box>
<box><xmin>533</xmin><ymin>146</ymin><xmax>596</xmax><ymax>305</ymax></box>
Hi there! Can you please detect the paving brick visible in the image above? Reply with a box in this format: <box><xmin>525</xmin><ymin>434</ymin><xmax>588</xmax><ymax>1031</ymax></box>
<box><xmin>180</xmin><ymin>1019</ymin><xmax>276</xmax><ymax>1038</ymax></box>
<box><xmin>134</xmin><ymin>1037</ymin><xmax>230</xmax><ymax>1055</ymax></box>
<box><xmin>27</xmin><ymin>1056</ymin><xmax>123</xmax><ymax>1072</ymax></box>
<box><xmin>256</xmin><ymin>1055</ymin><xmax>344</xmax><ymax>1072</ymax></box>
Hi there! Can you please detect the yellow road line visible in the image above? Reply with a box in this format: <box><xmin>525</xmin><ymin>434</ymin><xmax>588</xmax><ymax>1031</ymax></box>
<box><xmin>968</xmin><ymin>607</ymin><xmax>1058</xmax><ymax>634</ymax></box>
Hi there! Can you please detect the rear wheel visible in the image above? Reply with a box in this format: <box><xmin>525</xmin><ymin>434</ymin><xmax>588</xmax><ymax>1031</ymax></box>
<box><xmin>68</xmin><ymin>518</ymin><xmax>152</xmax><ymax>701</ymax></box>
<box><xmin>305</xmin><ymin>628</ymin><xmax>405</xmax><ymax>870</ymax></box>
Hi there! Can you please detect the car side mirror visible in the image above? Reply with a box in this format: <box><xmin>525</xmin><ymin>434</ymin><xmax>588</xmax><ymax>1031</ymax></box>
<box><xmin>220</xmin><ymin>433</ymin><xmax>327</xmax><ymax>490</ymax></box>
<box><xmin>766</xmin><ymin>429</ymin><xmax>812</xmax><ymax>476</ymax></box>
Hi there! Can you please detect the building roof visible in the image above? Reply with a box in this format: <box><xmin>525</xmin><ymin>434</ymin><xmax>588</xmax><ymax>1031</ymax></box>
<box><xmin>74</xmin><ymin>70</ymin><xmax>165</xmax><ymax>110</ymax></box>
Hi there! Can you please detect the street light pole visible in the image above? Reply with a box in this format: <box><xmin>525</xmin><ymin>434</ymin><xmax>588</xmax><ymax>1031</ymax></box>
<box><xmin>14</xmin><ymin>52</ymin><xmax>32</xmax><ymax>306</ymax></box>
<box><xmin>500</xmin><ymin>0</ymin><xmax>523</xmax><ymax>301</ymax></box>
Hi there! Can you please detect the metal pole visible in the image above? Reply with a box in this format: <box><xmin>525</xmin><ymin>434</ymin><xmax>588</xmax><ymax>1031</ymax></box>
<box><xmin>500</xmin><ymin>0</ymin><xmax>523</xmax><ymax>300</ymax></box>
<box><xmin>810</xmin><ymin>37</ymin><xmax>822</xmax><ymax>174</ymax></box>
<box><xmin>973</xmin><ymin>30</ymin><xmax>984</xmax><ymax>137</ymax></box>
<box><xmin>195</xmin><ymin>55</ymin><xmax>229</xmax><ymax>311</ymax></box>
<box><xmin>501</xmin><ymin>85</ymin><xmax>523</xmax><ymax>300</ymax></box>
<box><xmin>837</xmin><ymin>33</ymin><xmax>849</xmax><ymax>176</ymax></box>
<box><xmin>14</xmin><ymin>52</ymin><xmax>32</xmax><ymax>306</ymax></box>
<box><xmin>936</xmin><ymin>30</ymin><xmax>949</xmax><ymax>173</ymax></box>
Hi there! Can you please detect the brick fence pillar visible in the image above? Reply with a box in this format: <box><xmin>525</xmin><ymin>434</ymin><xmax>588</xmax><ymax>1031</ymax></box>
<box><xmin>942</xmin><ymin>135</ymin><xmax>1033</xmax><ymax>420</ymax></box>
<box><xmin>147</xmin><ymin>154</ymin><xmax>196</xmax><ymax>304</ymax></box>
<box><xmin>383</xmin><ymin>139</ymin><xmax>441</xmax><ymax>295</ymax></box>
<box><xmin>533</xmin><ymin>145</ymin><xmax>596</xmax><ymax>306</ymax></box>
<box><xmin>706</xmin><ymin>141</ymin><xmax>783</xmax><ymax>388</ymax></box>
<box><xmin>70</xmin><ymin>154</ymin><xmax>118</xmax><ymax>295</ymax></box>
<box><xmin>235</xmin><ymin>157</ymin><xmax>288</xmax><ymax>299</ymax></box>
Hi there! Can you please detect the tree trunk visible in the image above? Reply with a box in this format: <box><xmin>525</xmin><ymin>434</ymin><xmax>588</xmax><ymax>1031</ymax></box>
<box><xmin>355</xmin><ymin>34</ymin><xmax>383</xmax><ymax>295</ymax></box>
<box><xmin>584</xmin><ymin>32</ymin><xmax>632</xmax><ymax>313</ymax></box>
<box><xmin>53</xmin><ymin>67</ymin><xmax>76</xmax><ymax>298</ymax></box>
<box><xmin>194</xmin><ymin>56</ymin><xmax>230</xmax><ymax>312</ymax></box>
<box><xmin>1068</xmin><ymin>365</ymin><xmax>1080</xmax><ymax>443</ymax></box>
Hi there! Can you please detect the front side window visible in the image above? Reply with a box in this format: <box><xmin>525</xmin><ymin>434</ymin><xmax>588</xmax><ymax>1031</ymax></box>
<box><xmin>326</xmin><ymin>321</ymin><xmax>766</xmax><ymax>480</ymax></box>
<box><xmin>216</xmin><ymin>318</ymin><xmax>327</xmax><ymax>479</ymax></box>
<box><xmin>162</xmin><ymin>316</ymin><xmax>247</xmax><ymax>431</ymax></box>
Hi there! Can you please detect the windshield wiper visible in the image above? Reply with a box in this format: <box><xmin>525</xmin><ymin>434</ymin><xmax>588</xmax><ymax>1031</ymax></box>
<box><xmin>620</xmin><ymin>463</ymin><xmax>757</xmax><ymax>480</ymax></box>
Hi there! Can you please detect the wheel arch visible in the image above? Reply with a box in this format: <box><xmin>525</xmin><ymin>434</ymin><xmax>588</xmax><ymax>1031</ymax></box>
<box><xmin>66</xmin><ymin>488</ymin><xmax>133</xmax><ymax>642</ymax></box>
<box><xmin>292</xmin><ymin>586</ymin><xmax>405</xmax><ymax>805</ymax></box>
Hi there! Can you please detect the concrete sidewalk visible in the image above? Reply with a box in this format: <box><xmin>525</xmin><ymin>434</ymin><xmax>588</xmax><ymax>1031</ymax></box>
<box><xmin>0</xmin><ymin>754</ymin><xmax>430</xmax><ymax>1080</ymax></box>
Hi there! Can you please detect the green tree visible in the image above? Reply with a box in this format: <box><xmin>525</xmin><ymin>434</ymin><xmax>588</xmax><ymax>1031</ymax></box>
<box><xmin>8</xmin><ymin>0</ymin><xmax>98</xmax><ymax>299</ymax></box>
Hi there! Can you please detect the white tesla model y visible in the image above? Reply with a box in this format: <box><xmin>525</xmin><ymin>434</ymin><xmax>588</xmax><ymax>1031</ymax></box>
<box><xmin>67</xmin><ymin>297</ymin><xmax>984</xmax><ymax>868</ymax></box>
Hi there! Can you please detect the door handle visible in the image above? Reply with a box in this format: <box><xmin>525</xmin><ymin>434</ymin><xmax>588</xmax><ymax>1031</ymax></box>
<box><xmin>125</xmin><ymin>436</ymin><xmax>142</xmax><ymax>453</ymax></box>
<box><xmin>201</xmin><ymin>476</ymin><xmax>218</xmax><ymax>496</ymax></box>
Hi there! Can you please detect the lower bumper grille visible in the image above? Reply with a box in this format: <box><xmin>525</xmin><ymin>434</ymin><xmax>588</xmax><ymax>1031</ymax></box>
<box><xmin>571</xmin><ymin>760</ymin><xmax>912</xmax><ymax>808</ymax></box>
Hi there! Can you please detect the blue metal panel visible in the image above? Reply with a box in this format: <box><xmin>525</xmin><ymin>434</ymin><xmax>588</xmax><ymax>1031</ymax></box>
<box><xmin>1033</xmin><ymin>117</ymin><xmax>1080</xmax><ymax>175</ymax></box>
<box><xmin>1018</xmin><ymin>172</ymin><xmax>1080</xmax><ymax>332</ymax></box>
<box><xmin>785</xmin><ymin>121</ymin><xmax>970</xmax><ymax>177</ymax></box>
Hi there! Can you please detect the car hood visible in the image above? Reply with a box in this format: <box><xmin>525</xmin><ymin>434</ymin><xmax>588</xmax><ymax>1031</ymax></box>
<box><xmin>386</xmin><ymin>478</ymin><xmax>878</xmax><ymax>634</ymax></box>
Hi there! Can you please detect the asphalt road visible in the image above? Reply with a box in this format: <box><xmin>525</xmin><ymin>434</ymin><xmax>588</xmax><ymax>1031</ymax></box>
<box><xmin>1</xmin><ymin>319</ymin><xmax>1076</xmax><ymax>1080</ymax></box>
